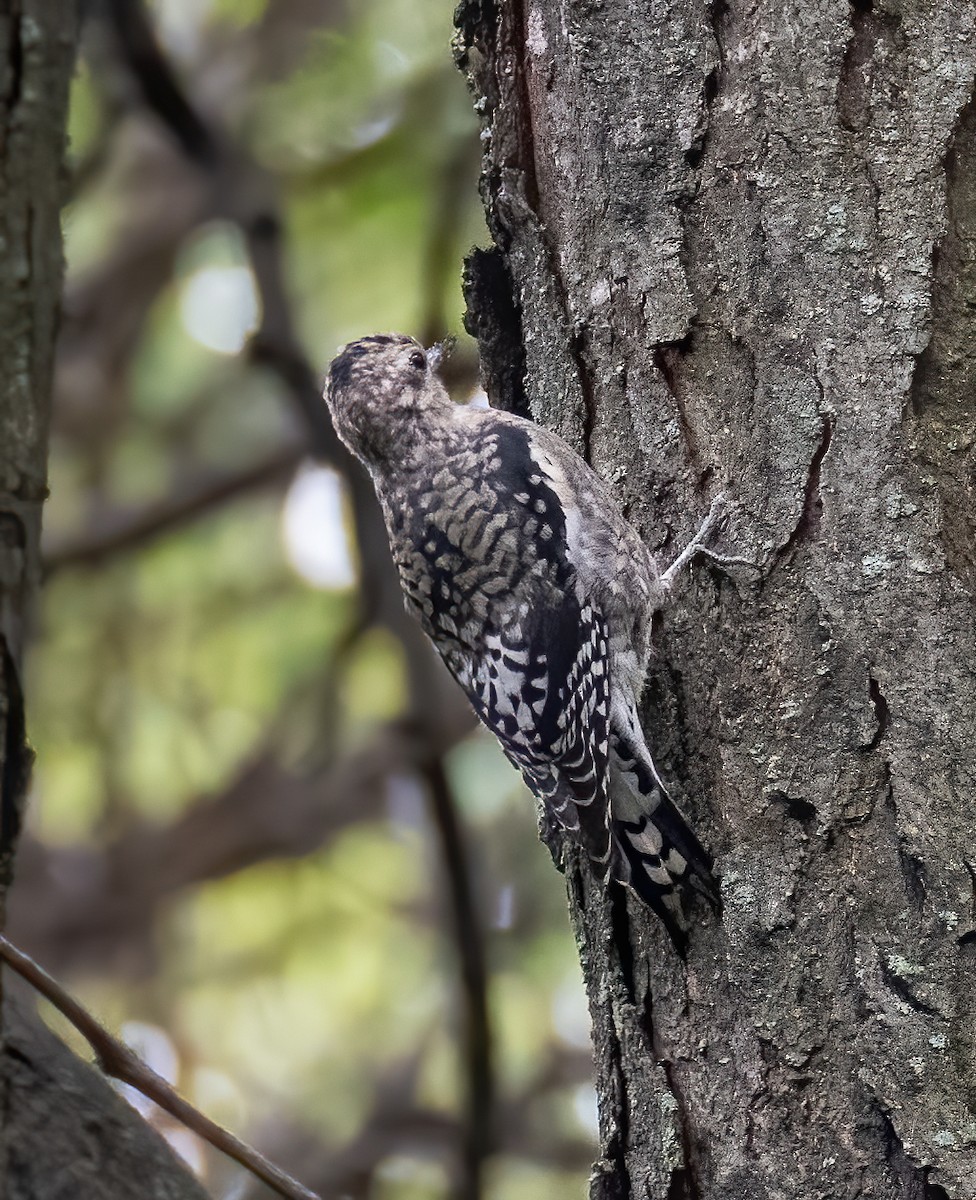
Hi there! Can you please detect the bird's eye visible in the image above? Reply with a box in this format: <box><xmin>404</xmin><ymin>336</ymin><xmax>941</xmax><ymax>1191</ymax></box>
<box><xmin>408</xmin><ymin>350</ymin><xmax>426</xmax><ymax>371</ymax></box>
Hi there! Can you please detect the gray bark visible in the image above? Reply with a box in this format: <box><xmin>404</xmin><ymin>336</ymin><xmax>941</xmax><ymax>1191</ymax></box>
<box><xmin>3</xmin><ymin>994</ymin><xmax>209</xmax><ymax>1200</ymax></box>
<box><xmin>0</xmin><ymin>0</ymin><xmax>73</xmax><ymax>901</ymax></box>
<box><xmin>0</xmin><ymin>6</ymin><xmax>210</xmax><ymax>1197</ymax></box>
<box><xmin>456</xmin><ymin>1</ymin><xmax>976</xmax><ymax>1197</ymax></box>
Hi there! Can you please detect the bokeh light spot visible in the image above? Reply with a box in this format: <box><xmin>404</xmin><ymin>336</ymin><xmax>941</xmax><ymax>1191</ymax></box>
<box><xmin>282</xmin><ymin>463</ymin><xmax>356</xmax><ymax>589</ymax></box>
<box><xmin>180</xmin><ymin>266</ymin><xmax>259</xmax><ymax>355</ymax></box>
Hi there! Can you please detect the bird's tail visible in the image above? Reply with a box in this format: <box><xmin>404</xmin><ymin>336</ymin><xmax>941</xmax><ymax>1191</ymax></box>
<box><xmin>609</xmin><ymin>729</ymin><xmax>719</xmax><ymax>942</ymax></box>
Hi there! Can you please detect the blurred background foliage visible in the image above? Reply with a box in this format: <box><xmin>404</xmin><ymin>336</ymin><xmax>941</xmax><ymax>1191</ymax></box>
<box><xmin>8</xmin><ymin>1</ymin><xmax>597</xmax><ymax>1197</ymax></box>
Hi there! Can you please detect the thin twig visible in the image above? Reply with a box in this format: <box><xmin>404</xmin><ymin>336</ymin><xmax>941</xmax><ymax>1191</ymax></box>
<box><xmin>0</xmin><ymin>935</ymin><xmax>321</xmax><ymax>1200</ymax></box>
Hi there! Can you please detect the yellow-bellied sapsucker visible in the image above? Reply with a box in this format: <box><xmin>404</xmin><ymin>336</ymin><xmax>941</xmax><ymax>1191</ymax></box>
<box><xmin>326</xmin><ymin>333</ymin><xmax>725</xmax><ymax>938</ymax></box>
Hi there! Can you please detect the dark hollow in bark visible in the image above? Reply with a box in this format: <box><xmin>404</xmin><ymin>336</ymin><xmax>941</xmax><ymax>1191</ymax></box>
<box><xmin>456</xmin><ymin>1</ymin><xmax>976</xmax><ymax>1196</ymax></box>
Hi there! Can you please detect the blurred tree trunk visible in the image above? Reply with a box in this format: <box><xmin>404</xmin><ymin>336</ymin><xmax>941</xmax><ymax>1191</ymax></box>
<box><xmin>457</xmin><ymin>2</ymin><xmax>976</xmax><ymax>1197</ymax></box>
<box><xmin>0</xmin><ymin>0</ymin><xmax>72</xmax><ymax>902</ymax></box>
<box><xmin>0</xmin><ymin>6</ymin><xmax>206</xmax><ymax>1197</ymax></box>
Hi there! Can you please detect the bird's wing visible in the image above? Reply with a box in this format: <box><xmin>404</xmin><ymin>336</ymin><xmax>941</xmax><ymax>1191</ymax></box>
<box><xmin>447</xmin><ymin>588</ymin><xmax>614</xmax><ymax>871</ymax></box>
<box><xmin>410</xmin><ymin>412</ymin><xmax>616</xmax><ymax>869</ymax></box>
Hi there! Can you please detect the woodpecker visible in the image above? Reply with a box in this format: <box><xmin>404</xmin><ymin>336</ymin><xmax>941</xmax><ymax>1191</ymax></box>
<box><xmin>325</xmin><ymin>332</ymin><xmax>725</xmax><ymax>938</ymax></box>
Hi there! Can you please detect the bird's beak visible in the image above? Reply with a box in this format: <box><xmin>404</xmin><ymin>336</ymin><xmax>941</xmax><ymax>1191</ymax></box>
<box><xmin>426</xmin><ymin>335</ymin><xmax>456</xmax><ymax>373</ymax></box>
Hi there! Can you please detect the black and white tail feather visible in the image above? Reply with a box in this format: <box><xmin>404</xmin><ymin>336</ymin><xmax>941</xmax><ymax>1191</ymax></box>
<box><xmin>609</xmin><ymin>726</ymin><xmax>719</xmax><ymax>943</ymax></box>
<box><xmin>325</xmin><ymin>332</ymin><xmax>729</xmax><ymax>947</ymax></box>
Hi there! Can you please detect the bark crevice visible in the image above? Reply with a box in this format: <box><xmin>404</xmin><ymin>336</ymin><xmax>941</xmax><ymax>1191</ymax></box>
<box><xmin>653</xmin><ymin>337</ymin><xmax>705</xmax><ymax>481</ymax></box>
<box><xmin>771</xmin><ymin>412</ymin><xmax>834</xmax><ymax>566</ymax></box>
<box><xmin>0</xmin><ymin>640</ymin><xmax>30</xmax><ymax>893</ymax></box>
<box><xmin>683</xmin><ymin>0</ymin><xmax>727</xmax><ymax>172</ymax></box>
<box><xmin>865</xmin><ymin>674</ymin><xmax>891</xmax><ymax>752</ymax></box>
<box><xmin>905</xmin><ymin>80</ymin><xmax>976</xmax><ymax>591</ymax></box>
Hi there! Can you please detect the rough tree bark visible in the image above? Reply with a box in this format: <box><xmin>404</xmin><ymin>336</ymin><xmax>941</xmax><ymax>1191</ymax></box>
<box><xmin>0</xmin><ymin>5</ymin><xmax>207</xmax><ymax>1197</ymax></box>
<box><xmin>457</xmin><ymin>1</ymin><xmax>976</xmax><ymax>1197</ymax></box>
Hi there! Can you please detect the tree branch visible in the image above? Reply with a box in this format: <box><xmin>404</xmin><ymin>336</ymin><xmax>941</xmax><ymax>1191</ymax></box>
<box><xmin>422</xmin><ymin>757</ymin><xmax>493</xmax><ymax>1200</ymax></box>
<box><xmin>43</xmin><ymin>445</ymin><xmax>301</xmax><ymax>576</ymax></box>
<box><xmin>103</xmin><ymin>0</ymin><xmax>218</xmax><ymax>167</ymax></box>
<box><xmin>0</xmin><ymin>935</ymin><xmax>321</xmax><ymax>1200</ymax></box>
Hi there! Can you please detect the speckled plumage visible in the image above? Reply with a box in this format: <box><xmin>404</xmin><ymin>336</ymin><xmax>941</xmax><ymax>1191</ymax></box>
<box><xmin>325</xmin><ymin>333</ymin><xmax>720</xmax><ymax>935</ymax></box>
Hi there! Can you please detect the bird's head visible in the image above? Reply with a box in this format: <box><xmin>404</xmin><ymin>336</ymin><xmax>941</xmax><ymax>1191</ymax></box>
<box><xmin>325</xmin><ymin>333</ymin><xmax>453</xmax><ymax>467</ymax></box>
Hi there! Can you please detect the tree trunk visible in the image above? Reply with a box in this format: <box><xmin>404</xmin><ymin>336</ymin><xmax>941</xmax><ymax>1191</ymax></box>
<box><xmin>2</xmin><ymin>992</ymin><xmax>210</xmax><ymax>1200</ymax></box>
<box><xmin>0</xmin><ymin>7</ymin><xmax>207</xmax><ymax>1197</ymax></box>
<box><xmin>457</xmin><ymin>1</ymin><xmax>976</xmax><ymax>1196</ymax></box>
<box><xmin>0</xmin><ymin>0</ymin><xmax>72</xmax><ymax>906</ymax></box>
